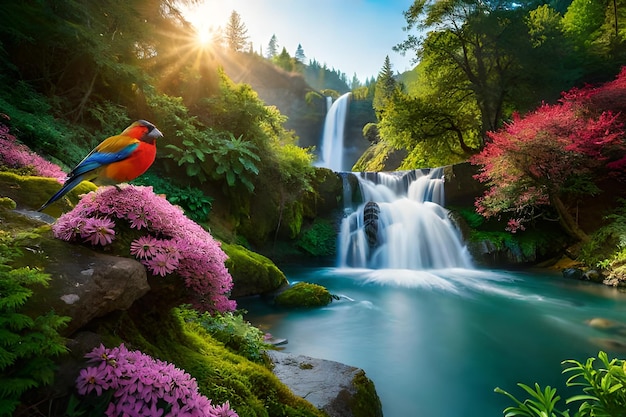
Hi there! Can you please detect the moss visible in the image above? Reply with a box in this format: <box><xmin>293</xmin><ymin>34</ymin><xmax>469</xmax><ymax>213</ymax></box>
<box><xmin>222</xmin><ymin>243</ymin><xmax>288</xmax><ymax>297</ymax></box>
<box><xmin>0</xmin><ymin>196</ymin><xmax>16</xmax><ymax>210</ymax></box>
<box><xmin>0</xmin><ymin>171</ymin><xmax>96</xmax><ymax>217</ymax></box>
<box><xmin>350</xmin><ymin>370</ymin><xmax>383</xmax><ymax>417</ymax></box>
<box><xmin>274</xmin><ymin>282</ymin><xmax>333</xmax><ymax>308</ymax></box>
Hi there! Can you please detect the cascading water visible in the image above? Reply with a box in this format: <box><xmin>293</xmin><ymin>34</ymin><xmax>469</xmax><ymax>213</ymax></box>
<box><xmin>337</xmin><ymin>168</ymin><xmax>473</xmax><ymax>270</ymax></box>
<box><xmin>316</xmin><ymin>92</ymin><xmax>351</xmax><ymax>172</ymax></box>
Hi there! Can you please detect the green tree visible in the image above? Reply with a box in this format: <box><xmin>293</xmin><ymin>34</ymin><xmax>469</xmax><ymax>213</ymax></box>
<box><xmin>373</xmin><ymin>56</ymin><xmax>396</xmax><ymax>116</ymax></box>
<box><xmin>294</xmin><ymin>43</ymin><xmax>306</xmax><ymax>63</ymax></box>
<box><xmin>225</xmin><ymin>10</ymin><xmax>249</xmax><ymax>52</ymax></box>
<box><xmin>350</xmin><ymin>73</ymin><xmax>362</xmax><ymax>90</ymax></box>
<box><xmin>395</xmin><ymin>0</ymin><xmax>543</xmax><ymax>147</ymax></box>
<box><xmin>563</xmin><ymin>0</ymin><xmax>606</xmax><ymax>46</ymax></box>
<box><xmin>267</xmin><ymin>34</ymin><xmax>279</xmax><ymax>58</ymax></box>
<box><xmin>274</xmin><ymin>47</ymin><xmax>294</xmax><ymax>72</ymax></box>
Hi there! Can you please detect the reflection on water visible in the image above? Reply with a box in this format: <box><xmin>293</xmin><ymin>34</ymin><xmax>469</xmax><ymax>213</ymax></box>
<box><xmin>239</xmin><ymin>267</ymin><xmax>626</xmax><ymax>417</ymax></box>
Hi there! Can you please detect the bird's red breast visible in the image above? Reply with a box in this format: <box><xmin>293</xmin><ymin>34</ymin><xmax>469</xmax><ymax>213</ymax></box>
<box><xmin>102</xmin><ymin>141</ymin><xmax>157</xmax><ymax>182</ymax></box>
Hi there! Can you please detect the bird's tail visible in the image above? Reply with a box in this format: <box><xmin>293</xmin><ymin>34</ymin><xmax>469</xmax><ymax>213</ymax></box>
<box><xmin>38</xmin><ymin>175</ymin><xmax>84</xmax><ymax>212</ymax></box>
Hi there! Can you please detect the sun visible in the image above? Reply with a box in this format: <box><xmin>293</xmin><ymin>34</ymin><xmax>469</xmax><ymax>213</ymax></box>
<box><xmin>195</xmin><ymin>27</ymin><xmax>213</xmax><ymax>47</ymax></box>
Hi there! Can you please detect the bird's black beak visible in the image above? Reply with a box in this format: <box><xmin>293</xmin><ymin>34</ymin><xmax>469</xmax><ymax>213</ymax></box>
<box><xmin>148</xmin><ymin>126</ymin><xmax>163</xmax><ymax>140</ymax></box>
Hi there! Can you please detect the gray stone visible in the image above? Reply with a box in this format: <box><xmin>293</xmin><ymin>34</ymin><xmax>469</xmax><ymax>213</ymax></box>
<box><xmin>266</xmin><ymin>350</ymin><xmax>383</xmax><ymax>417</ymax></box>
<box><xmin>26</xmin><ymin>240</ymin><xmax>150</xmax><ymax>336</ymax></box>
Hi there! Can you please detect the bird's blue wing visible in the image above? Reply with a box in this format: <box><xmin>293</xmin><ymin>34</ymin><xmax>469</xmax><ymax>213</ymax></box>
<box><xmin>69</xmin><ymin>142</ymin><xmax>139</xmax><ymax>177</ymax></box>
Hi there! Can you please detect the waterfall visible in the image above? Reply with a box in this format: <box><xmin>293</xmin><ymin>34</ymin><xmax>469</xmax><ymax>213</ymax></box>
<box><xmin>337</xmin><ymin>168</ymin><xmax>473</xmax><ymax>270</ymax></box>
<box><xmin>316</xmin><ymin>92</ymin><xmax>351</xmax><ymax>172</ymax></box>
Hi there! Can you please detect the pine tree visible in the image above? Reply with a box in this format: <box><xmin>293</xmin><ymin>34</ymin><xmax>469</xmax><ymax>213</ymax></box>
<box><xmin>225</xmin><ymin>10</ymin><xmax>249</xmax><ymax>52</ymax></box>
<box><xmin>294</xmin><ymin>43</ymin><xmax>306</xmax><ymax>63</ymax></box>
<box><xmin>350</xmin><ymin>73</ymin><xmax>361</xmax><ymax>89</ymax></box>
<box><xmin>373</xmin><ymin>56</ymin><xmax>396</xmax><ymax>115</ymax></box>
<box><xmin>274</xmin><ymin>47</ymin><xmax>293</xmax><ymax>71</ymax></box>
<box><xmin>267</xmin><ymin>34</ymin><xmax>278</xmax><ymax>59</ymax></box>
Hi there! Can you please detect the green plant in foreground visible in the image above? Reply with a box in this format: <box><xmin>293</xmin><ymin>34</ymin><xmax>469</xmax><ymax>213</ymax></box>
<box><xmin>0</xmin><ymin>231</ymin><xmax>70</xmax><ymax>417</ymax></box>
<box><xmin>496</xmin><ymin>351</ymin><xmax>626</xmax><ymax>417</ymax></box>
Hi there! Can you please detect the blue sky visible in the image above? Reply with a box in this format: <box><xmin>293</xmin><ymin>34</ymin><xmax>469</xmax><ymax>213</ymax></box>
<box><xmin>183</xmin><ymin>0</ymin><xmax>417</xmax><ymax>83</ymax></box>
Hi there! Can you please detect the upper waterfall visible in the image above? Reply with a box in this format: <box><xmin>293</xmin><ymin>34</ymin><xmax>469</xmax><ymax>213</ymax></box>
<box><xmin>337</xmin><ymin>168</ymin><xmax>473</xmax><ymax>270</ymax></box>
<box><xmin>315</xmin><ymin>92</ymin><xmax>351</xmax><ymax>172</ymax></box>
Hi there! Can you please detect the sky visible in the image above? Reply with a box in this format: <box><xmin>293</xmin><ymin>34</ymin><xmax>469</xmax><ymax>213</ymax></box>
<box><xmin>182</xmin><ymin>0</ymin><xmax>417</xmax><ymax>83</ymax></box>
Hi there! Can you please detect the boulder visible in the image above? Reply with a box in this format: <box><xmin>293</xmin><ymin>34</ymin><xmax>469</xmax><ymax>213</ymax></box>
<box><xmin>562</xmin><ymin>268</ymin><xmax>584</xmax><ymax>280</ymax></box>
<box><xmin>222</xmin><ymin>243</ymin><xmax>288</xmax><ymax>298</ymax></box>
<box><xmin>24</xmin><ymin>237</ymin><xmax>149</xmax><ymax>336</ymax></box>
<box><xmin>266</xmin><ymin>350</ymin><xmax>383</xmax><ymax>417</ymax></box>
<box><xmin>274</xmin><ymin>282</ymin><xmax>333</xmax><ymax>308</ymax></box>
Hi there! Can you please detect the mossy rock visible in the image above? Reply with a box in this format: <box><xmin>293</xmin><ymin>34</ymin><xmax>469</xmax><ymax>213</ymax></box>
<box><xmin>222</xmin><ymin>243</ymin><xmax>288</xmax><ymax>297</ymax></box>
<box><xmin>0</xmin><ymin>171</ymin><xmax>96</xmax><ymax>218</ymax></box>
<box><xmin>350</xmin><ymin>370</ymin><xmax>384</xmax><ymax>417</ymax></box>
<box><xmin>274</xmin><ymin>282</ymin><xmax>333</xmax><ymax>308</ymax></box>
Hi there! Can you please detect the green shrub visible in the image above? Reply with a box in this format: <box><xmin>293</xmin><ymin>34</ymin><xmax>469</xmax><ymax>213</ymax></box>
<box><xmin>131</xmin><ymin>172</ymin><xmax>213</xmax><ymax>223</ymax></box>
<box><xmin>496</xmin><ymin>351</ymin><xmax>626</xmax><ymax>417</ymax></box>
<box><xmin>296</xmin><ymin>219</ymin><xmax>337</xmax><ymax>257</ymax></box>
<box><xmin>579</xmin><ymin>199</ymin><xmax>626</xmax><ymax>271</ymax></box>
<box><xmin>177</xmin><ymin>307</ymin><xmax>270</xmax><ymax>363</ymax></box>
<box><xmin>0</xmin><ymin>231</ymin><xmax>70</xmax><ymax>417</ymax></box>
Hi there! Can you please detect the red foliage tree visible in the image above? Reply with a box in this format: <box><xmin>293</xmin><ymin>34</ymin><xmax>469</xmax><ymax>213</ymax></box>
<box><xmin>471</xmin><ymin>68</ymin><xmax>626</xmax><ymax>241</ymax></box>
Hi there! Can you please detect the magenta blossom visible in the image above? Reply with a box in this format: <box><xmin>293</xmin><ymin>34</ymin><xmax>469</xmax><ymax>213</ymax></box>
<box><xmin>81</xmin><ymin>217</ymin><xmax>116</xmax><ymax>246</ymax></box>
<box><xmin>75</xmin><ymin>344</ymin><xmax>238</xmax><ymax>417</ymax></box>
<box><xmin>0</xmin><ymin>122</ymin><xmax>67</xmax><ymax>182</ymax></box>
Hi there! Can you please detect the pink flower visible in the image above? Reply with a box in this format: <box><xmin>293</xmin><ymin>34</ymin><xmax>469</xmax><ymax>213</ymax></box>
<box><xmin>147</xmin><ymin>252</ymin><xmax>179</xmax><ymax>276</ymax></box>
<box><xmin>0</xmin><ymin>123</ymin><xmax>67</xmax><ymax>182</ymax></box>
<box><xmin>211</xmin><ymin>401</ymin><xmax>238</xmax><ymax>417</ymax></box>
<box><xmin>81</xmin><ymin>217</ymin><xmax>116</xmax><ymax>246</ymax></box>
<box><xmin>505</xmin><ymin>218</ymin><xmax>526</xmax><ymax>233</ymax></box>
<box><xmin>130</xmin><ymin>236</ymin><xmax>159</xmax><ymax>259</ymax></box>
<box><xmin>75</xmin><ymin>344</ymin><xmax>238</xmax><ymax>417</ymax></box>
<box><xmin>127</xmin><ymin>208</ymin><xmax>150</xmax><ymax>229</ymax></box>
<box><xmin>76</xmin><ymin>366</ymin><xmax>108</xmax><ymax>396</ymax></box>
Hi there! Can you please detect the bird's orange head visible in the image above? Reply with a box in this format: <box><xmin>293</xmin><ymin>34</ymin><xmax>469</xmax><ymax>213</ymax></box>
<box><xmin>121</xmin><ymin>120</ymin><xmax>163</xmax><ymax>144</ymax></box>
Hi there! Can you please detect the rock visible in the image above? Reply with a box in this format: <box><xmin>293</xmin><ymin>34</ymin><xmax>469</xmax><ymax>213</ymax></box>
<box><xmin>222</xmin><ymin>243</ymin><xmax>288</xmax><ymax>298</ymax></box>
<box><xmin>266</xmin><ymin>350</ymin><xmax>383</xmax><ymax>417</ymax></box>
<box><xmin>443</xmin><ymin>162</ymin><xmax>485</xmax><ymax>207</ymax></box>
<box><xmin>583</xmin><ymin>269</ymin><xmax>604</xmax><ymax>283</ymax></box>
<box><xmin>25</xmin><ymin>238</ymin><xmax>150</xmax><ymax>336</ymax></box>
<box><xmin>562</xmin><ymin>268</ymin><xmax>584</xmax><ymax>280</ymax></box>
<box><xmin>274</xmin><ymin>282</ymin><xmax>333</xmax><ymax>308</ymax></box>
<box><xmin>585</xmin><ymin>318</ymin><xmax>626</xmax><ymax>337</ymax></box>
<box><xmin>363</xmin><ymin>202</ymin><xmax>379</xmax><ymax>247</ymax></box>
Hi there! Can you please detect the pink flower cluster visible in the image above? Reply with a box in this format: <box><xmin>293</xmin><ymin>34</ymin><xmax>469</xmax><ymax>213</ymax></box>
<box><xmin>76</xmin><ymin>343</ymin><xmax>239</xmax><ymax>417</ymax></box>
<box><xmin>505</xmin><ymin>218</ymin><xmax>526</xmax><ymax>233</ymax></box>
<box><xmin>0</xmin><ymin>121</ymin><xmax>67</xmax><ymax>182</ymax></box>
<box><xmin>52</xmin><ymin>185</ymin><xmax>236</xmax><ymax>312</ymax></box>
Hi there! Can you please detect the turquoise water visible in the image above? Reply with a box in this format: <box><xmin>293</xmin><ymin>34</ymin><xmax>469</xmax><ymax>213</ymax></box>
<box><xmin>239</xmin><ymin>266</ymin><xmax>626</xmax><ymax>417</ymax></box>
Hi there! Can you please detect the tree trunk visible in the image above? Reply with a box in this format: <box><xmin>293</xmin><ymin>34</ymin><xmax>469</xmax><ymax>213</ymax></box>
<box><xmin>73</xmin><ymin>71</ymin><xmax>98</xmax><ymax>123</ymax></box>
<box><xmin>550</xmin><ymin>194</ymin><xmax>590</xmax><ymax>242</ymax></box>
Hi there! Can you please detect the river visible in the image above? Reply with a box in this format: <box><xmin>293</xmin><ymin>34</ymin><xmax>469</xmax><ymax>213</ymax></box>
<box><xmin>240</xmin><ymin>266</ymin><xmax>626</xmax><ymax>417</ymax></box>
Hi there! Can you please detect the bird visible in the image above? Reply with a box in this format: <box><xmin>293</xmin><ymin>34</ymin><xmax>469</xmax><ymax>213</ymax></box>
<box><xmin>39</xmin><ymin>119</ymin><xmax>163</xmax><ymax>211</ymax></box>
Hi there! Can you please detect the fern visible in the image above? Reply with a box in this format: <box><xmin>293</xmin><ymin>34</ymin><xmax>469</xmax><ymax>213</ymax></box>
<box><xmin>0</xmin><ymin>231</ymin><xmax>70</xmax><ymax>416</ymax></box>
